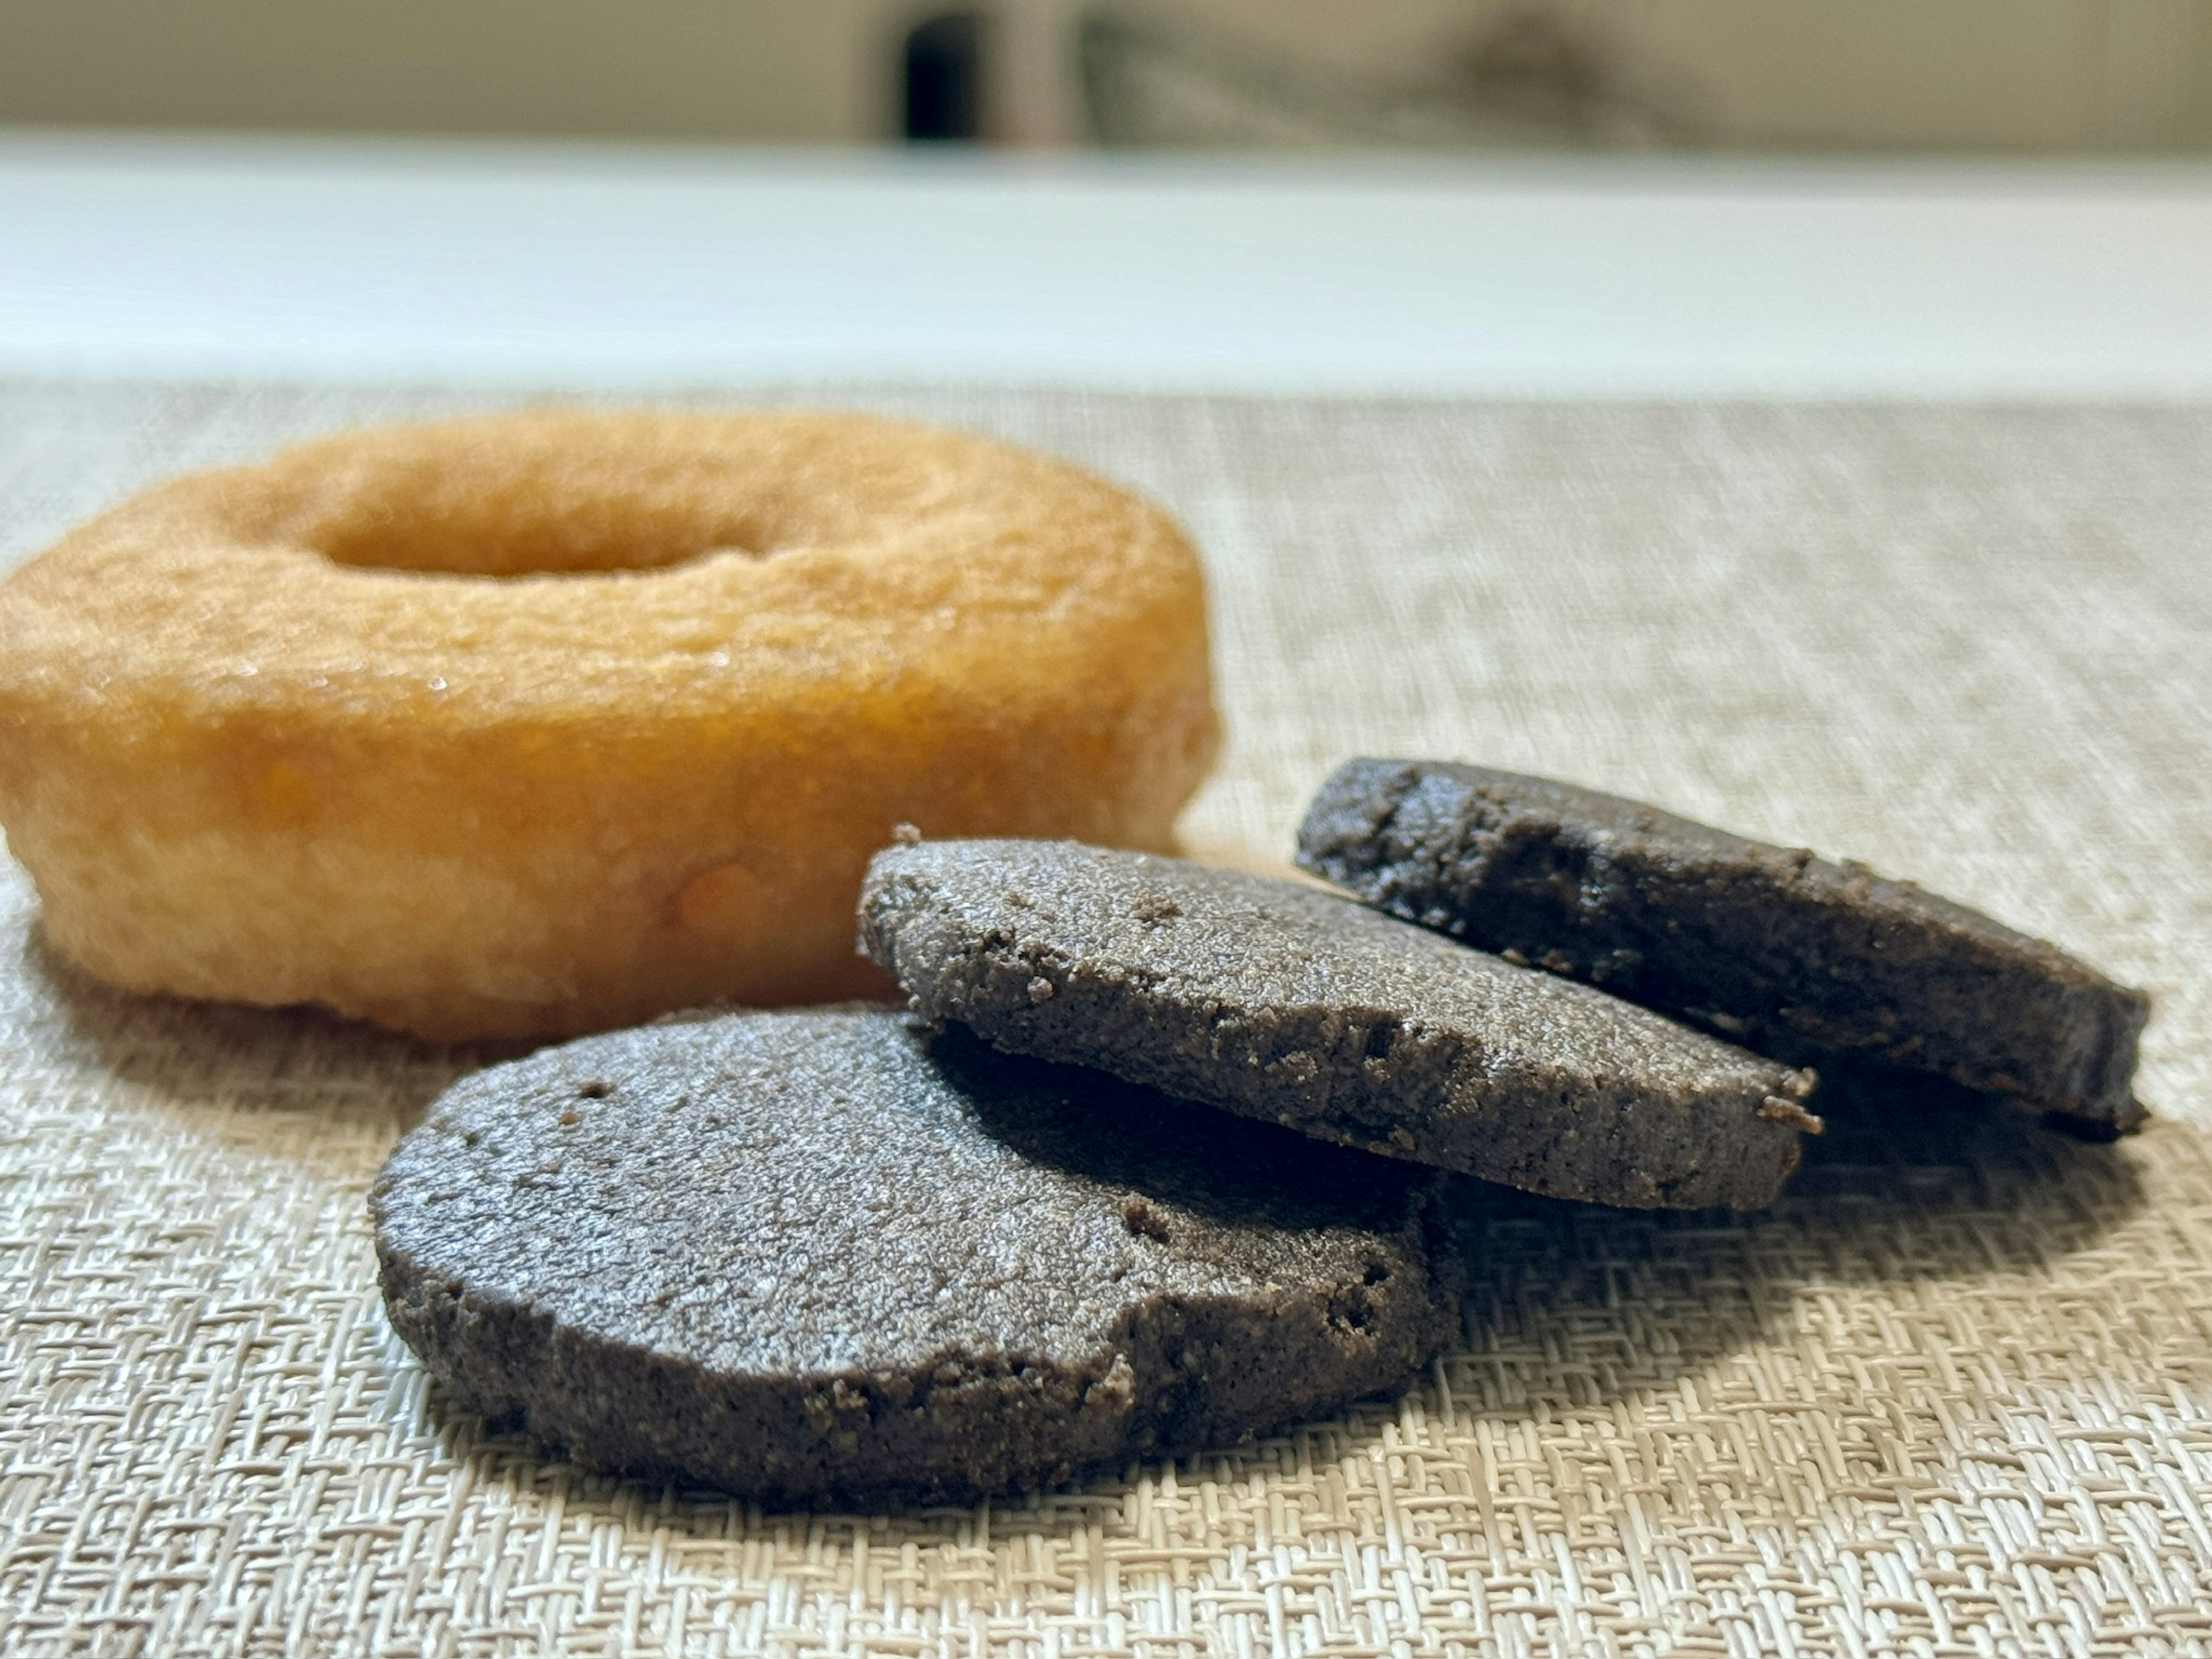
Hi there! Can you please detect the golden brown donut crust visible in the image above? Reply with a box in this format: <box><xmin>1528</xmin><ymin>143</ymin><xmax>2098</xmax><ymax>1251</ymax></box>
<box><xmin>0</xmin><ymin>411</ymin><xmax>1219</xmax><ymax>1040</ymax></box>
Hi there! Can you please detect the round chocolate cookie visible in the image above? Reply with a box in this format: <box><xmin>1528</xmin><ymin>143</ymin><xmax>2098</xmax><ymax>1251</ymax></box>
<box><xmin>859</xmin><ymin>840</ymin><xmax>1817</xmax><ymax>1210</ymax></box>
<box><xmin>1296</xmin><ymin>759</ymin><xmax>2149</xmax><ymax>1135</ymax></box>
<box><xmin>373</xmin><ymin>1009</ymin><xmax>1460</xmax><ymax>1509</ymax></box>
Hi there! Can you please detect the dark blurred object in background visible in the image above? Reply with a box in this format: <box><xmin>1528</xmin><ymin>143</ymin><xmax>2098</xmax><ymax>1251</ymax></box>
<box><xmin>904</xmin><ymin>12</ymin><xmax>989</xmax><ymax>141</ymax></box>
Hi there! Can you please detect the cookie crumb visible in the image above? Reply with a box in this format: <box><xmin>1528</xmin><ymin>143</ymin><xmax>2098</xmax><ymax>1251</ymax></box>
<box><xmin>1757</xmin><ymin>1095</ymin><xmax>1825</xmax><ymax>1134</ymax></box>
<box><xmin>1121</xmin><ymin>1196</ymin><xmax>1172</xmax><ymax>1242</ymax></box>
<box><xmin>891</xmin><ymin>822</ymin><xmax>923</xmax><ymax>846</ymax></box>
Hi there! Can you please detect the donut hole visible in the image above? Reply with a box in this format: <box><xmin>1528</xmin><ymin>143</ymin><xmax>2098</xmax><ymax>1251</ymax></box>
<box><xmin>298</xmin><ymin>450</ymin><xmax>808</xmax><ymax>577</ymax></box>
<box><xmin>266</xmin><ymin>416</ymin><xmax>957</xmax><ymax>579</ymax></box>
<box><xmin>311</xmin><ymin>493</ymin><xmax>777</xmax><ymax>578</ymax></box>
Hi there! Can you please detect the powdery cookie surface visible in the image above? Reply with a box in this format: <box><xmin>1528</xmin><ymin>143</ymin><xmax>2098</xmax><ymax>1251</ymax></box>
<box><xmin>859</xmin><ymin>840</ymin><xmax>1817</xmax><ymax>1210</ymax></box>
<box><xmin>1296</xmin><ymin>760</ymin><xmax>2149</xmax><ymax>1134</ymax></box>
<box><xmin>373</xmin><ymin>1009</ymin><xmax>1461</xmax><ymax>1508</ymax></box>
<box><xmin>0</xmin><ymin>411</ymin><xmax>1218</xmax><ymax>1040</ymax></box>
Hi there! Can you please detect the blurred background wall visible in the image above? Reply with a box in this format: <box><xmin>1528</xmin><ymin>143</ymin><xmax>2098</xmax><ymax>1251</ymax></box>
<box><xmin>3</xmin><ymin>0</ymin><xmax>2209</xmax><ymax>151</ymax></box>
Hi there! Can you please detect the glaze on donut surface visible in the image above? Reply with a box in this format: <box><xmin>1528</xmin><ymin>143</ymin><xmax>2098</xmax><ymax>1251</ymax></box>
<box><xmin>0</xmin><ymin>411</ymin><xmax>1219</xmax><ymax>1040</ymax></box>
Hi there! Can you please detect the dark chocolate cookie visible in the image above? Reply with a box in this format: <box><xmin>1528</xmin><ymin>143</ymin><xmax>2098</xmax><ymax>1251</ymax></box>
<box><xmin>859</xmin><ymin>840</ymin><xmax>1817</xmax><ymax>1210</ymax></box>
<box><xmin>373</xmin><ymin>1009</ymin><xmax>1461</xmax><ymax>1509</ymax></box>
<box><xmin>1296</xmin><ymin>759</ymin><xmax>2149</xmax><ymax>1134</ymax></box>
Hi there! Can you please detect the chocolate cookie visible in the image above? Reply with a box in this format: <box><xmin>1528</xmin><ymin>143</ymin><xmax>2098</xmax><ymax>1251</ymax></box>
<box><xmin>373</xmin><ymin>1009</ymin><xmax>1461</xmax><ymax>1509</ymax></box>
<box><xmin>859</xmin><ymin>840</ymin><xmax>1817</xmax><ymax>1210</ymax></box>
<box><xmin>1296</xmin><ymin>759</ymin><xmax>2149</xmax><ymax>1135</ymax></box>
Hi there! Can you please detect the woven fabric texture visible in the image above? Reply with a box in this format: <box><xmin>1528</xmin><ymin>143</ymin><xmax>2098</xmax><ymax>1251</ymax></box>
<box><xmin>1</xmin><ymin>381</ymin><xmax>2209</xmax><ymax>1656</ymax></box>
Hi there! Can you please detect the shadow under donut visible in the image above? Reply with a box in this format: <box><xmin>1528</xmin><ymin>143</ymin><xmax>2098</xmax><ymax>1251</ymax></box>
<box><xmin>21</xmin><ymin>921</ymin><xmax>503</xmax><ymax>1134</ymax></box>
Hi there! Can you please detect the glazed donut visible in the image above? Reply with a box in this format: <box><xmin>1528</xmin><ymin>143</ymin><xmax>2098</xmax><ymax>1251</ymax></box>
<box><xmin>0</xmin><ymin>411</ymin><xmax>1219</xmax><ymax>1040</ymax></box>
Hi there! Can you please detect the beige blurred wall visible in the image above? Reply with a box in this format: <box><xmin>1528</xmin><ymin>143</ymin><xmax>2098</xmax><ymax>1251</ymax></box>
<box><xmin>1154</xmin><ymin>0</ymin><xmax>2211</xmax><ymax>150</ymax></box>
<box><xmin>2</xmin><ymin>0</ymin><xmax>2207</xmax><ymax>149</ymax></box>
<box><xmin>0</xmin><ymin>0</ymin><xmax>914</xmax><ymax>142</ymax></box>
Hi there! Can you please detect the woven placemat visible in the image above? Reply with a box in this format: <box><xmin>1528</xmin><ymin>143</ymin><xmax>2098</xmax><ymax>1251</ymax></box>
<box><xmin>2</xmin><ymin>382</ymin><xmax>2208</xmax><ymax>1656</ymax></box>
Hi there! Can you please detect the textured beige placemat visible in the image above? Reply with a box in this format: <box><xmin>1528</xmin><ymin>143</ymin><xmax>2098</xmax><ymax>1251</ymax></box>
<box><xmin>2</xmin><ymin>381</ymin><xmax>2209</xmax><ymax>1656</ymax></box>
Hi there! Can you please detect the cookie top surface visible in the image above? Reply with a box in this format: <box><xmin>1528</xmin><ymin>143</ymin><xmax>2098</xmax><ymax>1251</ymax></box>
<box><xmin>859</xmin><ymin>840</ymin><xmax>1813</xmax><ymax>1210</ymax></box>
<box><xmin>1296</xmin><ymin>759</ymin><xmax>2149</xmax><ymax>1130</ymax></box>
<box><xmin>373</xmin><ymin>1009</ymin><xmax>1457</xmax><ymax>1506</ymax></box>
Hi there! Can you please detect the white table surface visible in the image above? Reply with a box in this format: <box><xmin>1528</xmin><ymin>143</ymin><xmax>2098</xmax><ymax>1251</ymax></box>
<box><xmin>5</xmin><ymin>129</ymin><xmax>2212</xmax><ymax>398</ymax></box>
